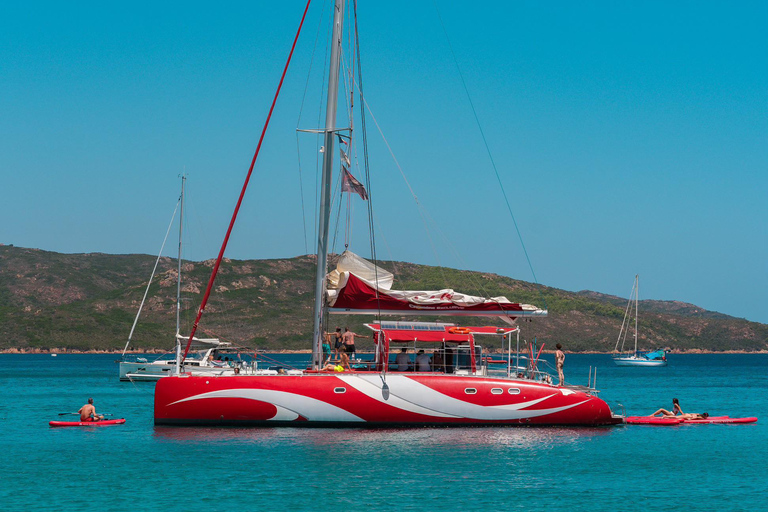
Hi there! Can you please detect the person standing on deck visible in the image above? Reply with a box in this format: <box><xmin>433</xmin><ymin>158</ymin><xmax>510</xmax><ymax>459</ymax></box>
<box><xmin>322</xmin><ymin>332</ymin><xmax>332</xmax><ymax>364</ymax></box>
<box><xmin>332</xmin><ymin>327</ymin><xmax>343</xmax><ymax>359</ymax></box>
<box><xmin>555</xmin><ymin>344</ymin><xmax>565</xmax><ymax>386</ymax></box>
<box><xmin>79</xmin><ymin>398</ymin><xmax>104</xmax><ymax>422</ymax></box>
<box><xmin>342</xmin><ymin>327</ymin><xmax>368</xmax><ymax>359</ymax></box>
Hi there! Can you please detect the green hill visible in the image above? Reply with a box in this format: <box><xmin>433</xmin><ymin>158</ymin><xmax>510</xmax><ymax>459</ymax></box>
<box><xmin>1</xmin><ymin>245</ymin><xmax>765</xmax><ymax>352</ymax></box>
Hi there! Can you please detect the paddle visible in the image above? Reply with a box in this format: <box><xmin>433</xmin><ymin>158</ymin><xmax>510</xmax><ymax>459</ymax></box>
<box><xmin>58</xmin><ymin>412</ymin><xmax>113</xmax><ymax>417</ymax></box>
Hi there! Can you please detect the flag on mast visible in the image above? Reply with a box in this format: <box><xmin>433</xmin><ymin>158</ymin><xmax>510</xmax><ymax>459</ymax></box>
<box><xmin>342</xmin><ymin>167</ymin><xmax>368</xmax><ymax>200</ymax></box>
<box><xmin>339</xmin><ymin>146</ymin><xmax>351</xmax><ymax>168</ymax></box>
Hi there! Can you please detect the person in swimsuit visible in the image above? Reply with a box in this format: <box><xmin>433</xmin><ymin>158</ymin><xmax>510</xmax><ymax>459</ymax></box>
<box><xmin>324</xmin><ymin>351</ymin><xmax>352</xmax><ymax>372</ymax></box>
<box><xmin>79</xmin><ymin>398</ymin><xmax>104</xmax><ymax>422</ymax></box>
<box><xmin>322</xmin><ymin>332</ymin><xmax>332</xmax><ymax>363</ymax></box>
<box><xmin>332</xmin><ymin>327</ymin><xmax>343</xmax><ymax>359</ymax></box>
<box><xmin>679</xmin><ymin>412</ymin><xmax>709</xmax><ymax>420</ymax></box>
<box><xmin>651</xmin><ymin>397</ymin><xmax>684</xmax><ymax>417</ymax></box>
<box><xmin>555</xmin><ymin>343</ymin><xmax>565</xmax><ymax>386</ymax></box>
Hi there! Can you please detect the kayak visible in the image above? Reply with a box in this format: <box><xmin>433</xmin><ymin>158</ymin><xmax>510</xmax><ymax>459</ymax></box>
<box><xmin>683</xmin><ymin>416</ymin><xmax>757</xmax><ymax>424</ymax></box>
<box><xmin>49</xmin><ymin>418</ymin><xmax>126</xmax><ymax>427</ymax></box>
<box><xmin>625</xmin><ymin>416</ymin><xmax>683</xmax><ymax>425</ymax></box>
<box><xmin>625</xmin><ymin>416</ymin><xmax>757</xmax><ymax>425</ymax></box>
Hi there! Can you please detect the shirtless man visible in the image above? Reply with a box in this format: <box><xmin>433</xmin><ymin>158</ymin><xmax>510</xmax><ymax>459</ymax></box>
<box><xmin>555</xmin><ymin>344</ymin><xmax>565</xmax><ymax>386</ymax></box>
<box><xmin>341</xmin><ymin>327</ymin><xmax>367</xmax><ymax>359</ymax></box>
<box><xmin>79</xmin><ymin>398</ymin><xmax>104</xmax><ymax>422</ymax></box>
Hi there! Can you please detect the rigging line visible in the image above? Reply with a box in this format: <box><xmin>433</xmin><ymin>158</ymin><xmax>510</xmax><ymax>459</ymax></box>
<box><xmin>616</xmin><ymin>277</ymin><xmax>637</xmax><ymax>353</ymax></box>
<box><xmin>420</xmin><ymin>206</ymin><xmax>500</xmax><ymax>300</ymax></box>
<box><xmin>359</xmin><ymin>91</ymin><xmax>502</xmax><ymax>305</ymax></box>
<box><xmin>358</xmin><ymin>93</ymin><xmax>449</xmax><ymax>286</ymax></box>
<box><xmin>353</xmin><ymin>0</ymin><xmax>383</xmax><ymax>322</ymax></box>
<box><xmin>295</xmin><ymin>136</ymin><xmax>309</xmax><ymax>255</ymax></box>
<box><xmin>182</xmin><ymin>0</ymin><xmax>313</xmax><ymax>362</ymax></box>
<box><xmin>432</xmin><ymin>1</ymin><xmax>545</xmax><ymax>309</ymax></box>
<box><xmin>295</xmin><ymin>0</ymin><xmax>328</xmax><ymax>255</ymax></box>
<box><xmin>122</xmin><ymin>197</ymin><xmax>181</xmax><ymax>357</ymax></box>
<box><xmin>331</xmin><ymin>172</ymin><xmax>344</xmax><ymax>253</ymax></box>
<box><xmin>371</xmin><ymin>210</ymin><xmax>400</xmax><ymax>276</ymax></box>
<box><xmin>329</xmin><ymin>148</ymin><xmax>349</xmax><ymax>254</ymax></box>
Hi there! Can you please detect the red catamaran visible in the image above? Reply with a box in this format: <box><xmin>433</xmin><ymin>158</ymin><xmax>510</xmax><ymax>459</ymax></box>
<box><xmin>154</xmin><ymin>0</ymin><xmax>622</xmax><ymax>427</ymax></box>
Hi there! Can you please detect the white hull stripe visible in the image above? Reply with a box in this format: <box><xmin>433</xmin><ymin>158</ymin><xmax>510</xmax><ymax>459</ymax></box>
<box><xmin>341</xmin><ymin>375</ymin><xmax>589</xmax><ymax>420</ymax></box>
<box><xmin>168</xmin><ymin>389</ymin><xmax>365</xmax><ymax>422</ymax></box>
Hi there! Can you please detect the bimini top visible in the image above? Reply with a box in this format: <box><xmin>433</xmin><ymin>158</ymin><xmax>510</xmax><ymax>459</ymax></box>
<box><xmin>327</xmin><ymin>251</ymin><xmax>547</xmax><ymax>323</ymax></box>
<box><xmin>365</xmin><ymin>322</ymin><xmax>519</xmax><ymax>343</ymax></box>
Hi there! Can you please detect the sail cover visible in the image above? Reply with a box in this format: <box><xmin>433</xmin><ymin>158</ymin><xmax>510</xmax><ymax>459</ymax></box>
<box><xmin>326</xmin><ymin>252</ymin><xmax>546</xmax><ymax>321</ymax></box>
<box><xmin>327</xmin><ymin>251</ymin><xmax>394</xmax><ymax>290</ymax></box>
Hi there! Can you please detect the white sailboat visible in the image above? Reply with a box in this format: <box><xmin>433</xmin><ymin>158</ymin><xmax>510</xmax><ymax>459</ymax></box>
<box><xmin>118</xmin><ymin>176</ymin><xmax>249</xmax><ymax>381</ymax></box>
<box><xmin>612</xmin><ymin>275</ymin><xmax>667</xmax><ymax>367</ymax></box>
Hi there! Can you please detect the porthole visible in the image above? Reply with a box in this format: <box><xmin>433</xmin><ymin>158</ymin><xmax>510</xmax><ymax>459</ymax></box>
<box><xmin>491</xmin><ymin>388</ymin><xmax>503</xmax><ymax>395</ymax></box>
<box><xmin>508</xmin><ymin>388</ymin><xmax>520</xmax><ymax>395</ymax></box>
<box><xmin>334</xmin><ymin>387</ymin><xmax>346</xmax><ymax>394</ymax></box>
<box><xmin>464</xmin><ymin>388</ymin><xmax>477</xmax><ymax>394</ymax></box>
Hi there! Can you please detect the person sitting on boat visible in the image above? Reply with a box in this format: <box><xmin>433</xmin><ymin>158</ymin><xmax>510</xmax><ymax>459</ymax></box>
<box><xmin>432</xmin><ymin>349</ymin><xmax>444</xmax><ymax>372</ymax></box>
<box><xmin>339</xmin><ymin>351</ymin><xmax>352</xmax><ymax>371</ymax></box>
<box><xmin>651</xmin><ymin>397</ymin><xmax>684</xmax><ymax>417</ymax></box>
<box><xmin>79</xmin><ymin>398</ymin><xmax>104</xmax><ymax>422</ymax></box>
<box><xmin>415</xmin><ymin>350</ymin><xmax>431</xmax><ymax>372</ymax></box>
<box><xmin>323</xmin><ymin>351</ymin><xmax>352</xmax><ymax>372</ymax></box>
<box><xmin>342</xmin><ymin>327</ymin><xmax>368</xmax><ymax>359</ymax></box>
<box><xmin>395</xmin><ymin>348</ymin><xmax>410</xmax><ymax>371</ymax></box>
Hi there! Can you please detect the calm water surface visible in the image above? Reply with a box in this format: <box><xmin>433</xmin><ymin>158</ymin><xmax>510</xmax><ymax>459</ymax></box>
<box><xmin>1</xmin><ymin>353</ymin><xmax>766</xmax><ymax>511</ymax></box>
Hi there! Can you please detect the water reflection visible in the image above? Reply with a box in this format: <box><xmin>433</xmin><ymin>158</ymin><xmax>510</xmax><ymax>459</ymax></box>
<box><xmin>153</xmin><ymin>424</ymin><xmax>614</xmax><ymax>449</ymax></box>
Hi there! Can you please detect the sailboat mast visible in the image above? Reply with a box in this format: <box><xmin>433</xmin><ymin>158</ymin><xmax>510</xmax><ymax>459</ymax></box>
<box><xmin>634</xmin><ymin>274</ymin><xmax>639</xmax><ymax>354</ymax></box>
<box><xmin>311</xmin><ymin>0</ymin><xmax>346</xmax><ymax>370</ymax></box>
<box><xmin>175</xmin><ymin>174</ymin><xmax>186</xmax><ymax>375</ymax></box>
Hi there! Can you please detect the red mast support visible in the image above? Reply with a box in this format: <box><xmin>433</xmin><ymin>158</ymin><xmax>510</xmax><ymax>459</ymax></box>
<box><xmin>181</xmin><ymin>0</ymin><xmax>313</xmax><ymax>363</ymax></box>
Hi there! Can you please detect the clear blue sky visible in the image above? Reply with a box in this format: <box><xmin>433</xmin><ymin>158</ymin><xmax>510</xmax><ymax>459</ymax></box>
<box><xmin>1</xmin><ymin>1</ymin><xmax>766</xmax><ymax>324</ymax></box>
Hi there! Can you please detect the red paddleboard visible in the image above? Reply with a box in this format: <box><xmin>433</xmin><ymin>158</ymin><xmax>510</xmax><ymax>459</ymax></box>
<box><xmin>682</xmin><ymin>417</ymin><xmax>757</xmax><ymax>424</ymax></box>
<box><xmin>49</xmin><ymin>418</ymin><xmax>126</xmax><ymax>427</ymax></box>
<box><xmin>625</xmin><ymin>416</ymin><xmax>683</xmax><ymax>425</ymax></box>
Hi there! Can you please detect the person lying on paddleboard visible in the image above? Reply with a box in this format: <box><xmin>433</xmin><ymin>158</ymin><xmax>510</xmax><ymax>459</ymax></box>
<box><xmin>679</xmin><ymin>412</ymin><xmax>709</xmax><ymax>420</ymax></box>
<box><xmin>651</xmin><ymin>397</ymin><xmax>684</xmax><ymax>417</ymax></box>
<box><xmin>79</xmin><ymin>398</ymin><xmax>104</xmax><ymax>422</ymax></box>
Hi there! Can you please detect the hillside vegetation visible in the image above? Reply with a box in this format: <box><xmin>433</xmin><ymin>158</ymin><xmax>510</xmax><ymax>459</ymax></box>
<box><xmin>1</xmin><ymin>245</ymin><xmax>766</xmax><ymax>352</ymax></box>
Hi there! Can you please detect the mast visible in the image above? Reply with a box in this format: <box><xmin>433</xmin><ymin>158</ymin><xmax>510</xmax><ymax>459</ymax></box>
<box><xmin>175</xmin><ymin>174</ymin><xmax>186</xmax><ymax>375</ymax></box>
<box><xmin>311</xmin><ymin>0</ymin><xmax>346</xmax><ymax>369</ymax></box>
<box><xmin>634</xmin><ymin>274</ymin><xmax>639</xmax><ymax>355</ymax></box>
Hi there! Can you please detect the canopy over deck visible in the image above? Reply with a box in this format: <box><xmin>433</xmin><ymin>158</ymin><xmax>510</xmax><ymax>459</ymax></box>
<box><xmin>365</xmin><ymin>322</ymin><xmax>518</xmax><ymax>343</ymax></box>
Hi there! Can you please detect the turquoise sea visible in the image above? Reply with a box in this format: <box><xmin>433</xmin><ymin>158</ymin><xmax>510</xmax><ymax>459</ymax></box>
<box><xmin>1</xmin><ymin>353</ymin><xmax>766</xmax><ymax>511</ymax></box>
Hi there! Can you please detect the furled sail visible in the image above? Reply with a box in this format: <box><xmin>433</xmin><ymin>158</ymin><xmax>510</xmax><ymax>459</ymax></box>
<box><xmin>326</xmin><ymin>251</ymin><xmax>546</xmax><ymax>321</ymax></box>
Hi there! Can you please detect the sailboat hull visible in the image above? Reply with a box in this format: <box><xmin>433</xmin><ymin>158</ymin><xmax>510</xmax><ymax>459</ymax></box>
<box><xmin>154</xmin><ymin>373</ymin><xmax>621</xmax><ymax>427</ymax></box>
<box><xmin>612</xmin><ymin>357</ymin><xmax>667</xmax><ymax>367</ymax></box>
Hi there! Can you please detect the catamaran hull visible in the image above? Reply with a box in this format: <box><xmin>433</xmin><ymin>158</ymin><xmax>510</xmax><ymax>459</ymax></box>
<box><xmin>154</xmin><ymin>373</ymin><xmax>621</xmax><ymax>427</ymax></box>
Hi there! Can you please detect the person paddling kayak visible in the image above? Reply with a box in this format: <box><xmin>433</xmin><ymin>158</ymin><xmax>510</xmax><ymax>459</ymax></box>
<box><xmin>79</xmin><ymin>398</ymin><xmax>104</xmax><ymax>422</ymax></box>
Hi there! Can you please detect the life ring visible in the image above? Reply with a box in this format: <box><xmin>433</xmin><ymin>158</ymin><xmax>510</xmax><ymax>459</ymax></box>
<box><xmin>449</xmin><ymin>327</ymin><xmax>471</xmax><ymax>335</ymax></box>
